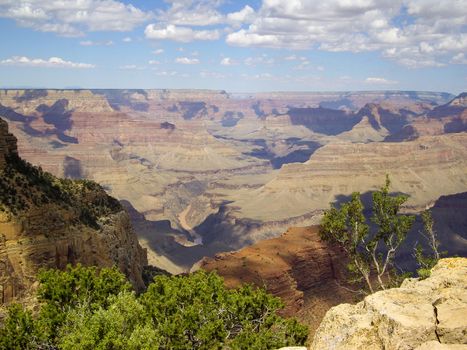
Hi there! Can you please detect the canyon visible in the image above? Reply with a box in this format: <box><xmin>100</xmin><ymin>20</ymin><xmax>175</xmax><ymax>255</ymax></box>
<box><xmin>0</xmin><ymin>89</ymin><xmax>466</xmax><ymax>274</ymax></box>
<box><xmin>0</xmin><ymin>116</ymin><xmax>147</xmax><ymax>304</ymax></box>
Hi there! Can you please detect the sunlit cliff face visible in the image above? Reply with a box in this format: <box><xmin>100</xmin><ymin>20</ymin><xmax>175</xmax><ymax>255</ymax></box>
<box><xmin>1</xmin><ymin>89</ymin><xmax>466</xmax><ymax>273</ymax></box>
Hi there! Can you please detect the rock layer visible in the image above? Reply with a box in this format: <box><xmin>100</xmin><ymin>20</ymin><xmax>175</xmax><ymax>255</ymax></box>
<box><xmin>0</xmin><ymin>117</ymin><xmax>147</xmax><ymax>304</ymax></box>
<box><xmin>200</xmin><ymin>226</ymin><xmax>350</xmax><ymax>316</ymax></box>
<box><xmin>1</xmin><ymin>89</ymin><xmax>465</xmax><ymax>273</ymax></box>
<box><xmin>311</xmin><ymin>258</ymin><xmax>467</xmax><ymax>350</ymax></box>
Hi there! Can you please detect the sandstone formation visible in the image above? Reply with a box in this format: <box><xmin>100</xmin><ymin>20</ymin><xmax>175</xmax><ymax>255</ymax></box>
<box><xmin>311</xmin><ymin>258</ymin><xmax>467</xmax><ymax>350</ymax></box>
<box><xmin>0</xmin><ymin>89</ymin><xmax>464</xmax><ymax>273</ymax></box>
<box><xmin>242</xmin><ymin>132</ymin><xmax>467</xmax><ymax>221</ymax></box>
<box><xmin>200</xmin><ymin>226</ymin><xmax>354</xmax><ymax>335</ymax></box>
<box><xmin>0</xmin><ymin>117</ymin><xmax>147</xmax><ymax>304</ymax></box>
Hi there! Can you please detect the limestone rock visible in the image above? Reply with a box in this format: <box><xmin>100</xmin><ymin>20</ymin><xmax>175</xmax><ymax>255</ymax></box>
<box><xmin>311</xmin><ymin>258</ymin><xmax>467</xmax><ymax>350</ymax></box>
<box><xmin>415</xmin><ymin>341</ymin><xmax>467</xmax><ymax>349</ymax></box>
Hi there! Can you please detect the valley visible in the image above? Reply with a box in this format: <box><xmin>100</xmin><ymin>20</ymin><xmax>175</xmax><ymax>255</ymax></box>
<box><xmin>0</xmin><ymin>89</ymin><xmax>466</xmax><ymax>274</ymax></box>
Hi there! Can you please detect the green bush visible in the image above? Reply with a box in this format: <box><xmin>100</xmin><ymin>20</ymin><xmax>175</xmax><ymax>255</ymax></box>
<box><xmin>0</xmin><ymin>155</ymin><xmax>121</xmax><ymax>227</ymax></box>
<box><xmin>0</xmin><ymin>266</ymin><xmax>308</xmax><ymax>349</ymax></box>
<box><xmin>0</xmin><ymin>304</ymin><xmax>38</xmax><ymax>350</ymax></box>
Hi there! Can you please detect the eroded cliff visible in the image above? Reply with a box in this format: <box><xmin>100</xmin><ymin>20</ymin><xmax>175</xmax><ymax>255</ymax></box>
<box><xmin>1</xmin><ymin>89</ymin><xmax>465</xmax><ymax>274</ymax></box>
<box><xmin>0</xmin><ymin>117</ymin><xmax>147</xmax><ymax>303</ymax></box>
<box><xmin>200</xmin><ymin>226</ymin><xmax>354</xmax><ymax>335</ymax></box>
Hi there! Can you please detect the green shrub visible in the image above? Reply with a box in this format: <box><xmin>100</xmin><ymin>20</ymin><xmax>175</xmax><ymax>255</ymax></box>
<box><xmin>0</xmin><ymin>266</ymin><xmax>308</xmax><ymax>349</ymax></box>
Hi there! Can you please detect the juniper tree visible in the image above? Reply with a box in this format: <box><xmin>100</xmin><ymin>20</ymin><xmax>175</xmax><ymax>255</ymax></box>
<box><xmin>320</xmin><ymin>175</ymin><xmax>415</xmax><ymax>293</ymax></box>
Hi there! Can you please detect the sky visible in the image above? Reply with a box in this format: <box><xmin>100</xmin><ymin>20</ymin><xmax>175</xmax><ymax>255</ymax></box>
<box><xmin>0</xmin><ymin>0</ymin><xmax>466</xmax><ymax>93</ymax></box>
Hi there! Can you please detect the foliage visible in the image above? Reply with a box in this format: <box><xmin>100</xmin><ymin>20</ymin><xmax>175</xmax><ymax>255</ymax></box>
<box><xmin>320</xmin><ymin>175</ymin><xmax>415</xmax><ymax>292</ymax></box>
<box><xmin>0</xmin><ymin>266</ymin><xmax>307</xmax><ymax>349</ymax></box>
<box><xmin>0</xmin><ymin>154</ymin><xmax>121</xmax><ymax>226</ymax></box>
<box><xmin>414</xmin><ymin>210</ymin><xmax>441</xmax><ymax>279</ymax></box>
<box><xmin>35</xmin><ymin>264</ymin><xmax>131</xmax><ymax>340</ymax></box>
<box><xmin>0</xmin><ymin>304</ymin><xmax>38</xmax><ymax>350</ymax></box>
<box><xmin>320</xmin><ymin>192</ymin><xmax>372</xmax><ymax>291</ymax></box>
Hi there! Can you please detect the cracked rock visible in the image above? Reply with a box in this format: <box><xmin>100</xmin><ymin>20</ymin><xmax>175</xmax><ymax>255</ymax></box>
<box><xmin>311</xmin><ymin>258</ymin><xmax>467</xmax><ymax>350</ymax></box>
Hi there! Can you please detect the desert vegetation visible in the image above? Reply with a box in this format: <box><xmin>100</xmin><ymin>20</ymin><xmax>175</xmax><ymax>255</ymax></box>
<box><xmin>0</xmin><ymin>265</ymin><xmax>308</xmax><ymax>349</ymax></box>
<box><xmin>0</xmin><ymin>154</ymin><xmax>121</xmax><ymax>227</ymax></box>
<box><xmin>320</xmin><ymin>176</ymin><xmax>441</xmax><ymax>293</ymax></box>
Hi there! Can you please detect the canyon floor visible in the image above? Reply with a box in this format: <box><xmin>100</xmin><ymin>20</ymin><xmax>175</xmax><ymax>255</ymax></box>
<box><xmin>1</xmin><ymin>89</ymin><xmax>466</xmax><ymax>273</ymax></box>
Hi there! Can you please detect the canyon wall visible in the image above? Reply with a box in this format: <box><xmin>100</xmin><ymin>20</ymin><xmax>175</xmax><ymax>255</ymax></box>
<box><xmin>200</xmin><ymin>226</ymin><xmax>355</xmax><ymax>335</ymax></box>
<box><xmin>0</xmin><ymin>118</ymin><xmax>17</xmax><ymax>168</ymax></box>
<box><xmin>0</xmin><ymin>89</ymin><xmax>465</xmax><ymax>273</ymax></box>
<box><xmin>0</xmin><ymin>117</ymin><xmax>147</xmax><ymax>303</ymax></box>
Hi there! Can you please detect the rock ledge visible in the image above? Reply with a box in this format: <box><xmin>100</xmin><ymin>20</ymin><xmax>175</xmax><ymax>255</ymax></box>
<box><xmin>311</xmin><ymin>258</ymin><xmax>467</xmax><ymax>350</ymax></box>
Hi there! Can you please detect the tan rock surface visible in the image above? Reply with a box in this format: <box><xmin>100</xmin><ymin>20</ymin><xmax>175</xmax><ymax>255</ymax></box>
<box><xmin>0</xmin><ymin>117</ymin><xmax>147</xmax><ymax>304</ymax></box>
<box><xmin>415</xmin><ymin>341</ymin><xmax>467</xmax><ymax>349</ymax></box>
<box><xmin>1</xmin><ymin>89</ymin><xmax>465</xmax><ymax>273</ymax></box>
<box><xmin>311</xmin><ymin>258</ymin><xmax>467</xmax><ymax>350</ymax></box>
<box><xmin>242</xmin><ymin>133</ymin><xmax>467</xmax><ymax>221</ymax></box>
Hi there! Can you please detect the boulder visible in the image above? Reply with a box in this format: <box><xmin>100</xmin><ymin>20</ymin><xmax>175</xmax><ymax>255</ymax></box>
<box><xmin>311</xmin><ymin>258</ymin><xmax>467</xmax><ymax>350</ymax></box>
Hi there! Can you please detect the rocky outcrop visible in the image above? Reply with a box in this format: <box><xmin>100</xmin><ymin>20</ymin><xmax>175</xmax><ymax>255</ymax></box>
<box><xmin>0</xmin><ymin>118</ymin><xmax>17</xmax><ymax>167</ymax></box>
<box><xmin>0</xmin><ymin>117</ymin><xmax>147</xmax><ymax>304</ymax></box>
<box><xmin>200</xmin><ymin>227</ymin><xmax>350</xmax><ymax>316</ymax></box>
<box><xmin>311</xmin><ymin>258</ymin><xmax>467</xmax><ymax>350</ymax></box>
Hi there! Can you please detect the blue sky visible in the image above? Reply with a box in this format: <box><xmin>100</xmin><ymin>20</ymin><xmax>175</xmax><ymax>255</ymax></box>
<box><xmin>0</xmin><ymin>0</ymin><xmax>465</xmax><ymax>93</ymax></box>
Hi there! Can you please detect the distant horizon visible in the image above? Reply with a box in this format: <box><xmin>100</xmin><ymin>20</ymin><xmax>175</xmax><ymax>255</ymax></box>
<box><xmin>0</xmin><ymin>87</ymin><xmax>462</xmax><ymax>96</ymax></box>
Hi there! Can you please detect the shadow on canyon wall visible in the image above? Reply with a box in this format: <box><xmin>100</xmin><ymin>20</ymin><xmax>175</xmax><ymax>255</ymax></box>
<box><xmin>0</xmin><ymin>102</ymin><xmax>78</xmax><ymax>143</ymax></box>
<box><xmin>331</xmin><ymin>191</ymin><xmax>467</xmax><ymax>272</ymax></box>
<box><xmin>124</xmin><ymin>190</ymin><xmax>467</xmax><ymax>274</ymax></box>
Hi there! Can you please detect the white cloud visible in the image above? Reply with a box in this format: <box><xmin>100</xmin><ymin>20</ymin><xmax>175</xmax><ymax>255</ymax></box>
<box><xmin>0</xmin><ymin>55</ymin><xmax>95</xmax><ymax>68</ymax></box>
<box><xmin>200</xmin><ymin>71</ymin><xmax>229</xmax><ymax>79</ymax></box>
<box><xmin>241</xmin><ymin>72</ymin><xmax>275</xmax><ymax>80</ymax></box>
<box><xmin>283</xmin><ymin>55</ymin><xmax>307</xmax><ymax>61</ymax></box>
<box><xmin>451</xmin><ymin>53</ymin><xmax>467</xmax><ymax>65</ymax></box>
<box><xmin>382</xmin><ymin>46</ymin><xmax>446</xmax><ymax>68</ymax></box>
<box><xmin>227</xmin><ymin>5</ymin><xmax>255</xmax><ymax>24</ymax></box>
<box><xmin>293</xmin><ymin>60</ymin><xmax>311</xmax><ymax>70</ymax></box>
<box><xmin>227</xmin><ymin>29</ymin><xmax>281</xmax><ymax>47</ymax></box>
<box><xmin>365</xmin><ymin>77</ymin><xmax>398</xmax><ymax>85</ymax></box>
<box><xmin>175</xmin><ymin>57</ymin><xmax>200</xmax><ymax>64</ymax></box>
<box><xmin>80</xmin><ymin>40</ymin><xmax>113</xmax><ymax>46</ymax></box>
<box><xmin>224</xmin><ymin>0</ymin><xmax>466</xmax><ymax>68</ymax></box>
<box><xmin>122</xmin><ymin>37</ymin><xmax>132</xmax><ymax>42</ymax></box>
<box><xmin>0</xmin><ymin>0</ymin><xmax>152</xmax><ymax>37</ymax></box>
<box><xmin>155</xmin><ymin>70</ymin><xmax>178</xmax><ymax>76</ymax></box>
<box><xmin>220</xmin><ymin>57</ymin><xmax>236</xmax><ymax>66</ymax></box>
<box><xmin>148</xmin><ymin>60</ymin><xmax>160</xmax><ymax>65</ymax></box>
<box><xmin>153</xmin><ymin>49</ymin><xmax>164</xmax><ymax>55</ymax></box>
<box><xmin>145</xmin><ymin>24</ymin><xmax>219</xmax><ymax>42</ymax></box>
<box><xmin>156</xmin><ymin>0</ymin><xmax>224</xmax><ymax>26</ymax></box>
<box><xmin>244</xmin><ymin>55</ymin><xmax>275</xmax><ymax>66</ymax></box>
